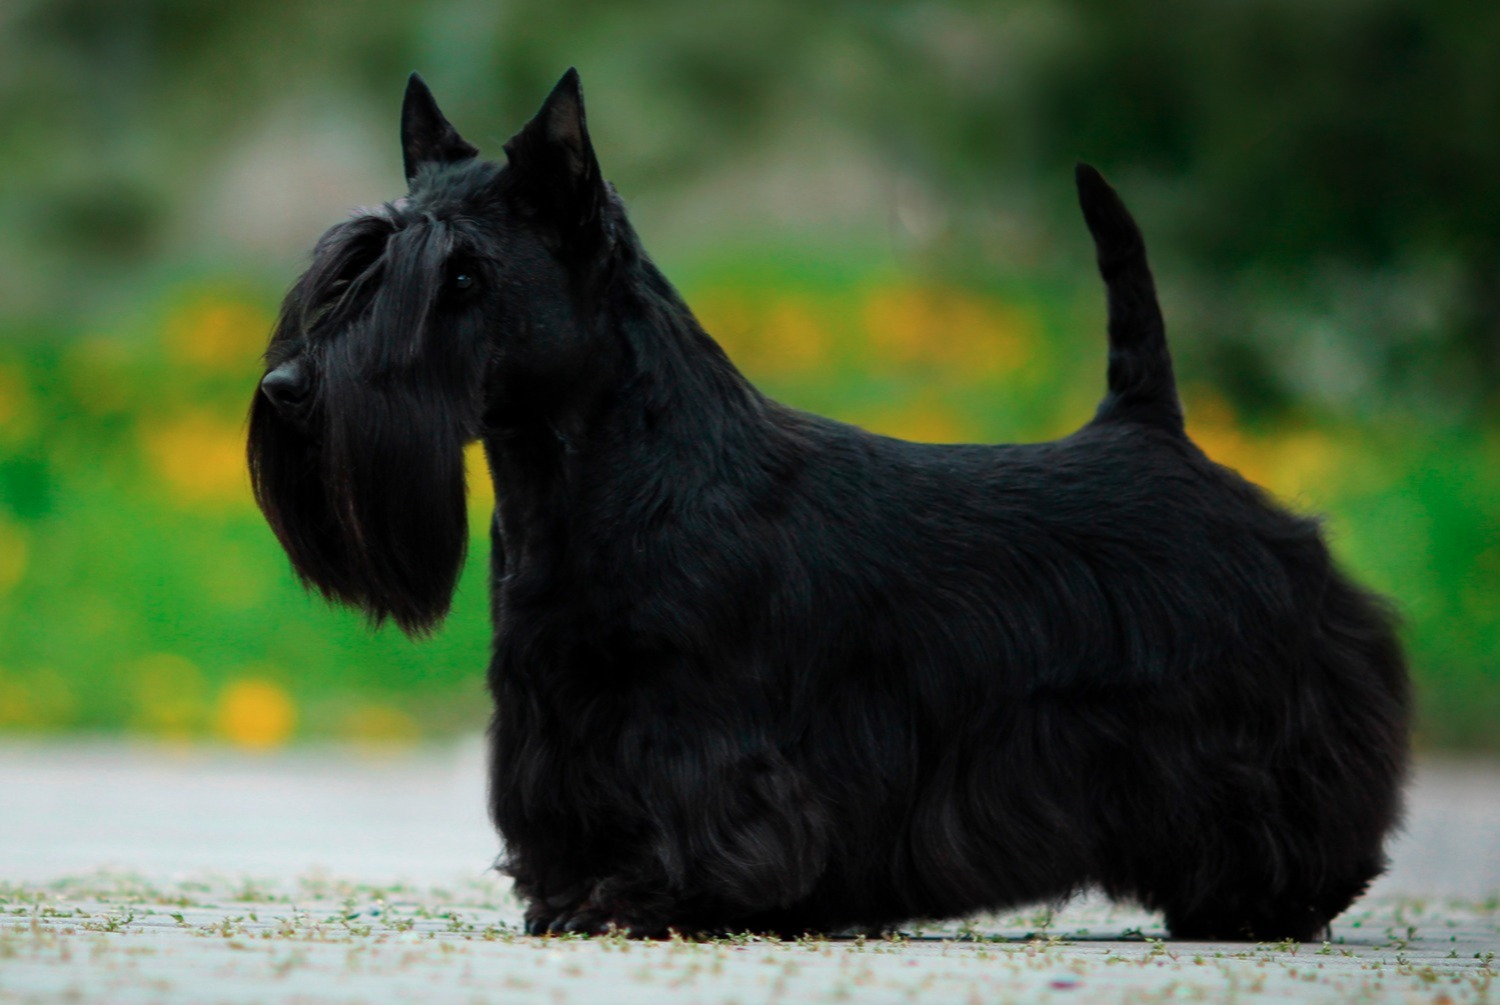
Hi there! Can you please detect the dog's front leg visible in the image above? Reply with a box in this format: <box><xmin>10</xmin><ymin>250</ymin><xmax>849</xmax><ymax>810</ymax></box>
<box><xmin>515</xmin><ymin>878</ymin><xmax>594</xmax><ymax>936</ymax></box>
<box><xmin>554</xmin><ymin>748</ymin><xmax>831</xmax><ymax>937</ymax></box>
<box><xmin>542</xmin><ymin>872</ymin><xmax>681</xmax><ymax>938</ymax></box>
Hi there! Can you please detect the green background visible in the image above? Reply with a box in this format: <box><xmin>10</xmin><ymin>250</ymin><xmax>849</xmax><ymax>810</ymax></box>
<box><xmin>0</xmin><ymin>1</ymin><xmax>1496</xmax><ymax>749</ymax></box>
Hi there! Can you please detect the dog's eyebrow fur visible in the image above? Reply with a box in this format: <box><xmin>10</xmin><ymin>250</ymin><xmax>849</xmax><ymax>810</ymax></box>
<box><xmin>297</xmin><ymin>215</ymin><xmax>397</xmax><ymax>334</ymax></box>
<box><xmin>362</xmin><ymin>221</ymin><xmax>456</xmax><ymax>369</ymax></box>
<box><xmin>298</xmin><ymin>214</ymin><xmax>461</xmax><ymax>375</ymax></box>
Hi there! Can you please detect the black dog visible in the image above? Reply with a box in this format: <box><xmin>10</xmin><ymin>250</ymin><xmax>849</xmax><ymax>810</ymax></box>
<box><xmin>249</xmin><ymin>70</ymin><xmax>1410</xmax><ymax>941</ymax></box>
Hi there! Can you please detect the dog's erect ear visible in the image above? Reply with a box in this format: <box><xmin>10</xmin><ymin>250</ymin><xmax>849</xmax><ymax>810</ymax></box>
<box><xmin>502</xmin><ymin>68</ymin><xmax>605</xmax><ymax>232</ymax></box>
<box><xmin>401</xmin><ymin>72</ymin><xmax>479</xmax><ymax>186</ymax></box>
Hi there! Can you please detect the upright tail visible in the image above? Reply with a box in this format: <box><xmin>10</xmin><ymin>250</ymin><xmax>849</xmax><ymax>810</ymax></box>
<box><xmin>1075</xmin><ymin>163</ymin><xmax>1183</xmax><ymax>433</ymax></box>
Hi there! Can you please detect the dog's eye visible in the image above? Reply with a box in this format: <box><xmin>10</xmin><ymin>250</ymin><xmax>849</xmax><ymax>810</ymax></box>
<box><xmin>453</xmin><ymin>272</ymin><xmax>475</xmax><ymax>291</ymax></box>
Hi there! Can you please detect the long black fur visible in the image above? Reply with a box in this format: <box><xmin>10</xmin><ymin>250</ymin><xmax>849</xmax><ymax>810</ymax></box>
<box><xmin>249</xmin><ymin>70</ymin><xmax>1410</xmax><ymax>941</ymax></box>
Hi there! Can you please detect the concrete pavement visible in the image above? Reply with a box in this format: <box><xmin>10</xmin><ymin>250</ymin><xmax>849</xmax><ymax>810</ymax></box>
<box><xmin>1</xmin><ymin>739</ymin><xmax>1496</xmax><ymax>1003</ymax></box>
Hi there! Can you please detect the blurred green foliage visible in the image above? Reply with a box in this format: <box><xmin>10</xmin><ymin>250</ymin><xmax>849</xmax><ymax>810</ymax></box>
<box><xmin>1</xmin><ymin>268</ymin><xmax>1497</xmax><ymax>749</ymax></box>
<box><xmin>0</xmin><ymin>1</ymin><xmax>1496</xmax><ymax>747</ymax></box>
<box><xmin>5</xmin><ymin>0</ymin><xmax>1500</xmax><ymax>414</ymax></box>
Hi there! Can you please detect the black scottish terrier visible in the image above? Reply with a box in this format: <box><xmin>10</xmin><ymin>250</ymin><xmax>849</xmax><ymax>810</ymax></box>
<box><xmin>249</xmin><ymin>70</ymin><xmax>1410</xmax><ymax>941</ymax></box>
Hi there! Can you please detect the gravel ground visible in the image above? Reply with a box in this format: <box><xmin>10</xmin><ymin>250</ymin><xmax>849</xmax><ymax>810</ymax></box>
<box><xmin>1</xmin><ymin>740</ymin><xmax>1496</xmax><ymax>1004</ymax></box>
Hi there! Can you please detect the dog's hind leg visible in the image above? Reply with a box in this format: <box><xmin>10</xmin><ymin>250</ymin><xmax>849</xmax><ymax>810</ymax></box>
<box><xmin>1101</xmin><ymin>713</ymin><xmax>1400</xmax><ymax>940</ymax></box>
<box><xmin>1161</xmin><ymin>854</ymin><xmax>1385</xmax><ymax>942</ymax></box>
<box><xmin>1127</xmin><ymin>738</ymin><xmax>1398</xmax><ymax>943</ymax></box>
<box><xmin>1142</xmin><ymin>728</ymin><xmax>1399</xmax><ymax>942</ymax></box>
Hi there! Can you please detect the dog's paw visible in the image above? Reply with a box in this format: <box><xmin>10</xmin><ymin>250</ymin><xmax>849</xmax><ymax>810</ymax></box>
<box><xmin>546</xmin><ymin>903</ymin><xmax>669</xmax><ymax>939</ymax></box>
<box><xmin>523</xmin><ymin>904</ymin><xmax>564</xmax><ymax>936</ymax></box>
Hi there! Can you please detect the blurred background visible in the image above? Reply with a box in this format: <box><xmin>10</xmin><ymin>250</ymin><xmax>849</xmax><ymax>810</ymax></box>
<box><xmin>0</xmin><ymin>0</ymin><xmax>1495</xmax><ymax>752</ymax></box>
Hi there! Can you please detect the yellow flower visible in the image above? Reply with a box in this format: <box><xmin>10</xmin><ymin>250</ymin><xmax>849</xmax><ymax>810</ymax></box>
<box><xmin>692</xmin><ymin>289</ymin><xmax>758</xmax><ymax>364</ymax></box>
<box><xmin>854</xmin><ymin>394</ymin><xmax>977</xmax><ymax>444</ymax></box>
<box><xmin>0</xmin><ymin>363</ymin><xmax>37</xmax><ymax>443</ymax></box>
<box><xmin>1184</xmin><ymin>386</ymin><xmax>1346</xmax><ymax>504</ymax></box>
<box><xmin>861</xmin><ymin>285</ymin><xmax>1033</xmax><ymax>378</ymax></box>
<box><xmin>216</xmin><ymin>677</ymin><xmax>296</xmax><ymax>749</ymax></box>
<box><xmin>129</xmin><ymin>653</ymin><xmax>208</xmax><ymax>737</ymax></box>
<box><xmin>1264</xmin><ymin>430</ymin><xmax>1341</xmax><ymax>504</ymax></box>
<box><xmin>0</xmin><ymin>668</ymin><xmax>32</xmax><ymax>727</ymax></box>
<box><xmin>756</xmin><ymin>298</ymin><xmax>832</xmax><ymax>376</ymax></box>
<box><xmin>164</xmin><ymin>293</ymin><xmax>274</xmax><ymax>372</ymax></box>
<box><xmin>139</xmin><ymin>410</ymin><xmax>253</xmax><ymax>507</ymax></box>
<box><xmin>0</xmin><ymin>519</ymin><xmax>28</xmax><ymax>596</ymax></box>
<box><xmin>1183</xmin><ymin>386</ymin><xmax>1271</xmax><ymax>488</ymax></box>
<box><xmin>0</xmin><ymin>666</ymin><xmax>74</xmax><ymax>728</ymax></box>
<box><xmin>466</xmin><ymin>441</ymin><xmax>494</xmax><ymax>511</ymax></box>
<box><xmin>340</xmin><ymin>704</ymin><xmax>421</xmax><ymax>749</ymax></box>
<box><xmin>694</xmin><ymin>291</ymin><xmax>831</xmax><ymax>378</ymax></box>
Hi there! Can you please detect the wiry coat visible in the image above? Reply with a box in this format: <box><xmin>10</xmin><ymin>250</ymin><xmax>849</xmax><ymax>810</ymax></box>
<box><xmin>249</xmin><ymin>70</ymin><xmax>1409</xmax><ymax>940</ymax></box>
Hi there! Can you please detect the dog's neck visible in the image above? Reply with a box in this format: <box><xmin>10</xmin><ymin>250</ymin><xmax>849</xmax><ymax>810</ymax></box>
<box><xmin>478</xmin><ymin>244</ymin><xmax>780</xmax><ymax>577</ymax></box>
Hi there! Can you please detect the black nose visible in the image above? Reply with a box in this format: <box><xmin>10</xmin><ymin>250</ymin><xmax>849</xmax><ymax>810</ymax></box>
<box><xmin>260</xmin><ymin>360</ymin><xmax>309</xmax><ymax>413</ymax></box>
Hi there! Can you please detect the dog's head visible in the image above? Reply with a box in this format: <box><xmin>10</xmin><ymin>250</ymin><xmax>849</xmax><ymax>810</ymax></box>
<box><xmin>248</xmin><ymin>70</ymin><xmax>617</xmax><ymax>634</ymax></box>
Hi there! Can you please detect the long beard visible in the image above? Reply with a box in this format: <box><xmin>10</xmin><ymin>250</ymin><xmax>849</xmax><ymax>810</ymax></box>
<box><xmin>248</xmin><ymin>364</ymin><xmax>472</xmax><ymax>636</ymax></box>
